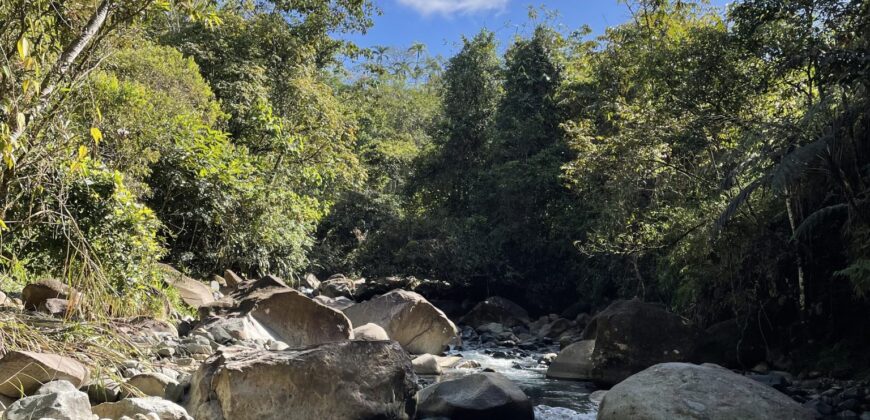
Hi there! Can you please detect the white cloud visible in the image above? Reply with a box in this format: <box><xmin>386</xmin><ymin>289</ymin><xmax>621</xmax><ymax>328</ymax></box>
<box><xmin>396</xmin><ymin>0</ymin><xmax>509</xmax><ymax>16</ymax></box>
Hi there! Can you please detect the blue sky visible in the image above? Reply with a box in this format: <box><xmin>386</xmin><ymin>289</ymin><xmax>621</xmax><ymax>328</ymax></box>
<box><xmin>343</xmin><ymin>0</ymin><xmax>732</xmax><ymax>59</ymax></box>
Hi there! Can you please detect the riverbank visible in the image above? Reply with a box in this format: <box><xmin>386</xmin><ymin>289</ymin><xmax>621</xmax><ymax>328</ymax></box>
<box><xmin>0</xmin><ymin>271</ymin><xmax>864</xmax><ymax>419</ymax></box>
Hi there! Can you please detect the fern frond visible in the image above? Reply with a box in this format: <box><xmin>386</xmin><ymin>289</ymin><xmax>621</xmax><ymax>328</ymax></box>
<box><xmin>834</xmin><ymin>259</ymin><xmax>870</xmax><ymax>298</ymax></box>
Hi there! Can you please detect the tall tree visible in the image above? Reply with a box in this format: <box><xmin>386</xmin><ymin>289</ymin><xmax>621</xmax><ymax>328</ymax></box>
<box><xmin>415</xmin><ymin>30</ymin><xmax>501</xmax><ymax>213</ymax></box>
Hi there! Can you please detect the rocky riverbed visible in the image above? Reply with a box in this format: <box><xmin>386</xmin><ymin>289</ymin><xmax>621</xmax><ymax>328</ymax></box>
<box><xmin>0</xmin><ymin>271</ymin><xmax>866</xmax><ymax>419</ymax></box>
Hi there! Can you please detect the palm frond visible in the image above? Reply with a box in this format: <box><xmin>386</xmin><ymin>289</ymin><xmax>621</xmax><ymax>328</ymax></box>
<box><xmin>792</xmin><ymin>203</ymin><xmax>849</xmax><ymax>240</ymax></box>
<box><xmin>769</xmin><ymin>134</ymin><xmax>833</xmax><ymax>191</ymax></box>
<box><xmin>714</xmin><ymin>175</ymin><xmax>768</xmax><ymax>237</ymax></box>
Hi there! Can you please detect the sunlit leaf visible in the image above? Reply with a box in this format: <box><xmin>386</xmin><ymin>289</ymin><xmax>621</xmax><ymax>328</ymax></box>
<box><xmin>90</xmin><ymin>127</ymin><xmax>103</xmax><ymax>144</ymax></box>
<box><xmin>17</xmin><ymin>37</ymin><xmax>30</xmax><ymax>60</ymax></box>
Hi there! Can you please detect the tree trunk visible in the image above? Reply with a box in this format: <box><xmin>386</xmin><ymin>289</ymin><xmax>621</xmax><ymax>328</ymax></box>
<box><xmin>785</xmin><ymin>192</ymin><xmax>806</xmax><ymax>320</ymax></box>
<box><xmin>9</xmin><ymin>0</ymin><xmax>113</xmax><ymax>144</ymax></box>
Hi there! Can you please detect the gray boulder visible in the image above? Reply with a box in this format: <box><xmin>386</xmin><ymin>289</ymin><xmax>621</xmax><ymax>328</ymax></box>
<box><xmin>158</xmin><ymin>263</ymin><xmax>215</xmax><ymax>309</ymax></box>
<box><xmin>412</xmin><ymin>354</ymin><xmax>442</xmax><ymax>375</ymax></box>
<box><xmin>460</xmin><ymin>297</ymin><xmax>530</xmax><ymax>328</ymax></box>
<box><xmin>93</xmin><ymin>397</ymin><xmax>192</xmax><ymax>420</ymax></box>
<box><xmin>344</xmin><ymin>290</ymin><xmax>458</xmax><ymax>354</ymax></box>
<box><xmin>0</xmin><ymin>351</ymin><xmax>89</xmax><ymax>397</ymax></box>
<box><xmin>243</xmin><ymin>288</ymin><xmax>353</xmax><ymax>348</ymax></box>
<box><xmin>353</xmin><ymin>323</ymin><xmax>390</xmax><ymax>341</ymax></box>
<box><xmin>2</xmin><ymin>380</ymin><xmax>91</xmax><ymax>420</ymax></box>
<box><xmin>186</xmin><ymin>341</ymin><xmax>418</xmax><ymax>420</ymax></box>
<box><xmin>125</xmin><ymin>372</ymin><xmax>183</xmax><ymax>402</ymax></box>
<box><xmin>547</xmin><ymin>299</ymin><xmax>703</xmax><ymax>386</ymax></box>
<box><xmin>416</xmin><ymin>372</ymin><xmax>533</xmax><ymax>420</ymax></box>
<box><xmin>223</xmin><ymin>269</ymin><xmax>244</xmax><ymax>289</ymax></box>
<box><xmin>598</xmin><ymin>363</ymin><xmax>815</xmax><ymax>420</ymax></box>
<box><xmin>317</xmin><ymin>275</ymin><xmax>356</xmax><ymax>299</ymax></box>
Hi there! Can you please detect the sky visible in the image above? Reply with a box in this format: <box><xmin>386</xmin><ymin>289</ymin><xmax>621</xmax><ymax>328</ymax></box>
<box><xmin>342</xmin><ymin>0</ymin><xmax>733</xmax><ymax>59</ymax></box>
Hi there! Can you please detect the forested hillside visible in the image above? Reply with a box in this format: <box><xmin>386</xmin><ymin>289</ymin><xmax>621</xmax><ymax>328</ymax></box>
<box><xmin>1</xmin><ymin>0</ymin><xmax>868</xmax><ymax>383</ymax></box>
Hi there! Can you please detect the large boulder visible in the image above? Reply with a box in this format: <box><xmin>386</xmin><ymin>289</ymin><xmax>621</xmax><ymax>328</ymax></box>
<box><xmin>2</xmin><ymin>380</ymin><xmax>92</xmax><ymax>420</ymax></box>
<box><xmin>460</xmin><ymin>297</ymin><xmax>530</xmax><ymax>329</ymax></box>
<box><xmin>186</xmin><ymin>341</ymin><xmax>418</xmax><ymax>420</ymax></box>
<box><xmin>158</xmin><ymin>263</ymin><xmax>215</xmax><ymax>308</ymax></box>
<box><xmin>416</xmin><ymin>372</ymin><xmax>534</xmax><ymax>420</ymax></box>
<box><xmin>546</xmin><ymin>339</ymin><xmax>596</xmax><ymax>379</ymax></box>
<box><xmin>22</xmin><ymin>279</ymin><xmax>77</xmax><ymax>311</ymax></box>
<box><xmin>241</xmin><ymin>288</ymin><xmax>353</xmax><ymax>348</ymax></box>
<box><xmin>598</xmin><ymin>363</ymin><xmax>815</xmax><ymax>420</ymax></box>
<box><xmin>343</xmin><ymin>290</ymin><xmax>459</xmax><ymax>354</ymax></box>
<box><xmin>547</xmin><ymin>299</ymin><xmax>703</xmax><ymax>386</ymax></box>
<box><xmin>0</xmin><ymin>351</ymin><xmax>89</xmax><ymax>397</ymax></box>
<box><xmin>94</xmin><ymin>397</ymin><xmax>192</xmax><ymax>420</ymax></box>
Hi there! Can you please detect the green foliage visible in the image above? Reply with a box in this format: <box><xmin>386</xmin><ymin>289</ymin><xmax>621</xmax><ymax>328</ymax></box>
<box><xmin>308</xmin><ymin>45</ymin><xmax>442</xmax><ymax>276</ymax></box>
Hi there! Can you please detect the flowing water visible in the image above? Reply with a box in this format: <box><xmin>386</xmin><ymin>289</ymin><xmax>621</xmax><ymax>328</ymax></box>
<box><xmin>419</xmin><ymin>346</ymin><xmax>599</xmax><ymax>420</ymax></box>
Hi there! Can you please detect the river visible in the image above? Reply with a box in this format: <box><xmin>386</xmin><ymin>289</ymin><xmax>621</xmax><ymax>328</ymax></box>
<box><xmin>418</xmin><ymin>346</ymin><xmax>600</xmax><ymax>420</ymax></box>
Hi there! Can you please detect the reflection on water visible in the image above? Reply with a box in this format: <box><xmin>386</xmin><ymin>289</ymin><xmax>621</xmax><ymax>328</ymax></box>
<box><xmin>419</xmin><ymin>347</ymin><xmax>599</xmax><ymax>420</ymax></box>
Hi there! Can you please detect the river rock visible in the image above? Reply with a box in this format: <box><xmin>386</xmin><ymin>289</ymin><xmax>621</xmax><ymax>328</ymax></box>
<box><xmin>2</xmin><ymin>380</ymin><xmax>91</xmax><ymax>420</ymax></box>
<box><xmin>547</xmin><ymin>339</ymin><xmax>595</xmax><ymax>380</ymax></box>
<box><xmin>547</xmin><ymin>299</ymin><xmax>703</xmax><ymax>386</ymax></box>
<box><xmin>598</xmin><ymin>363</ymin><xmax>815</xmax><ymax>420</ymax></box>
<box><xmin>38</xmin><ymin>297</ymin><xmax>72</xmax><ymax>317</ymax></box>
<box><xmin>343</xmin><ymin>290</ymin><xmax>459</xmax><ymax>354</ymax></box>
<box><xmin>126</xmin><ymin>372</ymin><xmax>183</xmax><ymax>402</ymax></box>
<box><xmin>353</xmin><ymin>323</ymin><xmax>390</xmax><ymax>341</ymax></box>
<box><xmin>538</xmin><ymin>317</ymin><xmax>573</xmax><ymax>339</ymax></box>
<box><xmin>0</xmin><ymin>351</ymin><xmax>89</xmax><ymax>397</ymax></box>
<box><xmin>317</xmin><ymin>274</ymin><xmax>356</xmax><ymax>299</ymax></box>
<box><xmin>243</xmin><ymin>288</ymin><xmax>353</xmax><ymax>348</ymax></box>
<box><xmin>460</xmin><ymin>296</ymin><xmax>530</xmax><ymax>328</ymax></box>
<box><xmin>223</xmin><ymin>269</ymin><xmax>244</xmax><ymax>289</ymax></box>
<box><xmin>186</xmin><ymin>341</ymin><xmax>418</xmax><ymax>420</ymax></box>
<box><xmin>22</xmin><ymin>278</ymin><xmax>77</xmax><ymax>311</ymax></box>
<box><xmin>122</xmin><ymin>316</ymin><xmax>179</xmax><ymax>339</ymax></box>
<box><xmin>94</xmin><ymin>397</ymin><xmax>192</xmax><ymax>420</ymax></box>
<box><xmin>199</xmin><ymin>313</ymin><xmax>272</xmax><ymax>343</ymax></box>
<box><xmin>242</xmin><ymin>274</ymin><xmax>290</xmax><ymax>292</ymax></box>
<box><xmin>158</xmin><ymin>264</ymin><xmax>215</xmax><ymax>308</ymax></box>
<box><xmin>301</xmin><ymin>273</ymin><xmax>321</xmax><ymax>290</ymax></box>
<box><xmin>416</xmin><ymin>372</ymin><xmax>534</xmax><ymax>420</ymax></box>
<box><xmin>412</xmin><ymin>354</ymin><xmax>442</xmax><ymax>375</ymax></box>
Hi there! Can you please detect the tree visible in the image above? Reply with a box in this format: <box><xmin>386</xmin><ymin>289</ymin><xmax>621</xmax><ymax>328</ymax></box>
<box><xmin>415</xmin><ymin>30</ymin><xmax>501</xmax><ymax>214</ymax></box>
